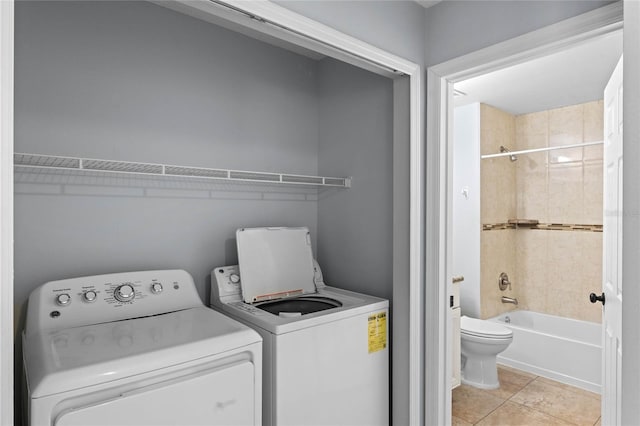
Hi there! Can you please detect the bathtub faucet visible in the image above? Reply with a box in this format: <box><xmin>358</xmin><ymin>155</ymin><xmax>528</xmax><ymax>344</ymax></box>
<box><xmin>501</xmin><ymin>296</ymin><xmax>518</xmax><ymax>306</ymax></box>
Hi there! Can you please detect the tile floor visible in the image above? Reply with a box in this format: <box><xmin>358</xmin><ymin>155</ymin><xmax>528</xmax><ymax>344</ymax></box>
<box><xmin>452</xmin><ymin>365</ymin><xmax>601</xmax><ymax>426</ymax></box>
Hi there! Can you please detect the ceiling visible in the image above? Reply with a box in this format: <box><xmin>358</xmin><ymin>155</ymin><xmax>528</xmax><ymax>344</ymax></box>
<box><xmin>454</xmin><ymin>30</ymin><xmax>623</xmax><ymax>115</ymax></box>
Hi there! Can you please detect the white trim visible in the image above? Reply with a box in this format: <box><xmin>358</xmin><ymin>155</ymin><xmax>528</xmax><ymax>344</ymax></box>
<box><xmin>425</xmin><ymin>69</ymin><xmax>451</xmax><ymax>426</ymax></box>
<box><xmin>158</xmin><ymin>0</ymin><xmax>416</xmax><ymax>78</ymax></box>
<box><xmin>217</xmin><ymin>1</ymin><xmax>415</xmax><ymax>74</ymax></box>
<box><xmin>0</xmin><ymin>0</ymin><xmax>14</xmax><ymax>425</ymax></box>
<box><xmin>408</xmin><ymin>61</ymin><xmax>424</xmax><ymax>426</ymax></box>
<box><xmin>425</xmin><ymin>3</ymin><xmax>623</xmax><ymax>423</ymax></box>
<box><xmin>431</xmin><ymin>2</ymin><xmax>623</xmax><ymax>82</ymax></box>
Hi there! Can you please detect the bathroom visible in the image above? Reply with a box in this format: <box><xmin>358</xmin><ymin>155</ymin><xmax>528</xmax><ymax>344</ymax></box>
<box><xmin>451</xmin><ymin>29</ymin><xmax>621</xmax><ymax>425</ymax></box>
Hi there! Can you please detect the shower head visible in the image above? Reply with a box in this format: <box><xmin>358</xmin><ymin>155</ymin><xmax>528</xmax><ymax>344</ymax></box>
<box><xmin>500</xmin><ymin>146</ymin><xmax>517</xmax><ymax>162</ymax></box>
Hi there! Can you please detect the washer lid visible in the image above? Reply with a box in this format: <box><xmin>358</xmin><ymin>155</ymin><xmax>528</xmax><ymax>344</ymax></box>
<box><xmin>236</xmin><ymin>227</ymin><xmax>316</xmax><ymax>303</ymax></box>
<box><xmin>460</xmin><ymin>316</ymin><xmax>513</xmax><ymax>338</ymax></box>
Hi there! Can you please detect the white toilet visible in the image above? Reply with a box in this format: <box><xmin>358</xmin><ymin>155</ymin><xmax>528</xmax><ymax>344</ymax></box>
<box><xmin>460</xmin><ymin>316</ymin><xmax>513</xmax><ymax>389</ymax></box>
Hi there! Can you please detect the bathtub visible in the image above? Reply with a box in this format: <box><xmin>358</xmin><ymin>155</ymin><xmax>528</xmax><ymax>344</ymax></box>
<box><xmin>490</xmin><ymin>310</ymin><xmax>601</xmax><ymax>394</ymax></box>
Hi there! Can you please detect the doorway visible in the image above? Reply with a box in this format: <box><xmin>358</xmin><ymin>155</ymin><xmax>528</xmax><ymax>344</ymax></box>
<box><xmin>450</xmin><ymin>28</ymin><xmax>621</xmax><ymax>425</ymax></box>
<box><xmin>424</xmin><ymin>3</ymin><xmax>625</xmax><ymax>425</ymax></box>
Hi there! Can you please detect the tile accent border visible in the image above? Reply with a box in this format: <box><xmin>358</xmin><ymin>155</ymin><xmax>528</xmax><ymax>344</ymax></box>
<box><xmin>482</xmin><ymin>223</ymin><xmax>517</xmax><ymax>230</ymax></box>
<box><xmin>483</xmin><ymin>222</ymin><xmax>603</xmax><ymax>232</ymax></box>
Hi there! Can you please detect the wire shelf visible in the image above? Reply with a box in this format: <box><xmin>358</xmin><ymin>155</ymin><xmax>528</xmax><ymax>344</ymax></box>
<box><xmin>14</xmin><ymin>153</ymin><xmax>351</xmax><ymax>188</ymax></box>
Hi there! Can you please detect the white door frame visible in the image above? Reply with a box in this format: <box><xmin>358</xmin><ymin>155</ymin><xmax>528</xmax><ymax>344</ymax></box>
<box><xmin>425</xmin><ymin>3</ymin><xmax>624</xmax><ymax>425</ymax></box>
<box><xmin>0</xmin><ymin>0</ymin><xmax>14</xmax><ymax>425</ymax></box>
<box><xmin>0</xmin><ymin>1</ymin><xmax>424</xmax><ymax>425</ymax></box>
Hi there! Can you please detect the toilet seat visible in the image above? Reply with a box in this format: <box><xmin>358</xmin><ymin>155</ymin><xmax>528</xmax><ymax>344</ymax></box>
<box><xmin>461</xmin><ymin>316</ymin><xmax>512</xmax><ymax>339</ymax></box>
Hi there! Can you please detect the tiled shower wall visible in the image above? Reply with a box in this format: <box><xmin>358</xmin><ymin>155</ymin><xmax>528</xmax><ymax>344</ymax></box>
<box><xmin>514</xmin><ymin>101</ymin><xmax>603</xmax><ymax>323</ymax></box>
<box><xmin>480</xmin><ymin>105</ymin><xmax>517</xmax><ymax>319</ymax></box>
<box><xmin>480</xmin><ymin>101</ymin><xmax>603</xmax><ymax>323</ymax></box>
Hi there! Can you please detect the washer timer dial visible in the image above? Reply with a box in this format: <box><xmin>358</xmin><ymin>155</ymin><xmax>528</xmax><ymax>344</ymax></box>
<box><xmin>114</xmin><ymin>284</ymin><xmax>135</xmax><ymax>303</ymax></box>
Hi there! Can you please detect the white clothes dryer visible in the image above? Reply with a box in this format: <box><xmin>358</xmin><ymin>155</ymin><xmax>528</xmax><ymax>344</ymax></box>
<box><xmin>211</xmin><ymin>227</ymin><xmax>389</xmax><ymax>426</ymax></box>
<box><xmin>22</xmin><ymin>270</ymin><xmax>262</xmax><ymax>426</ymax></box>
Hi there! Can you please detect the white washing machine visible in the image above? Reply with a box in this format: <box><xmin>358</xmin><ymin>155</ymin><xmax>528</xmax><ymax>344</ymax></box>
<box><xmin>22</xmin><ymin>269</ymin><xmax>262</xmax><ymax>426</ymax></box>
<box><xmin>210</xmin><ymin>227</ymin><xmax>389</xmax><ymax>426</ymax></box>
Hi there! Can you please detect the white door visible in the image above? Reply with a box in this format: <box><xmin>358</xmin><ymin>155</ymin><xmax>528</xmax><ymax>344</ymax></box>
<box><xmin>600</xmin><ymin>55</ymin><xmax>623</xmax><ymax>425</ymax></box>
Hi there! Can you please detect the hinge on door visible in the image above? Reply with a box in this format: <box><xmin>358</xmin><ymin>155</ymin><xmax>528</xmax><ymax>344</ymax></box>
<box><xmin>450</xmin><ymin>295</ymin><xmax>454</xmax><ymax>308</ymax></box>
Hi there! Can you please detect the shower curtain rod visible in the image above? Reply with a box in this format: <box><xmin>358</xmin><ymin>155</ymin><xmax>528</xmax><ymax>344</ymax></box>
<box><xmin>481</xmin><ymin>141</ymin><xmax>604</xmax><ymax>159</ymax></box>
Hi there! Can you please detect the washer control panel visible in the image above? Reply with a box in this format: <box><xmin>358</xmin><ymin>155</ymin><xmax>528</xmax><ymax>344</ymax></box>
<box><xmin>212</xmin><ymin>261</ymin><xmax>325</xmax><ymax>307</ymax></box>
<box><xmin>211</xmin><ymin>263</ymin><xmax>336</xmax><ymax>323</ymax></box>
<box><xmin>212</xmin><ymin>265</ymin><xmax>243</xmax><ymax>305</ymax></box>
<box><xmin>25</xmin><ymin>270</ymin><xmax>204</xmax><ymax>336</ymax></box>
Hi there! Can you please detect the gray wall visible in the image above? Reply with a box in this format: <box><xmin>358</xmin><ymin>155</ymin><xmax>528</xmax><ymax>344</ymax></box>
<box><xmin>622</xmin><ymin>2</ymin><xmax>640</xmax><ymax>422</ymax></box>
<box><xmin>391</xmin><ymin>76</ymin><xmax>412</xmax><ymax>426</ymax></box>
<box><xmin>424</xmin><ymin>0</ymin><xmax>615</xmax><ymax>66</ymax></box>
<box><xmin>316</xmin><ymin>58</ymin><xmax>394</xmax><ymax>302</ymax></box>
<box><xmin>14</xmin><ymin>2</ymin><xmax>396</xmax><ymax>329</ymax></box>
<box><xmin>14</xmin><ymin>0</ymin><xmax>324</xmax><ymax>309</ymax></box>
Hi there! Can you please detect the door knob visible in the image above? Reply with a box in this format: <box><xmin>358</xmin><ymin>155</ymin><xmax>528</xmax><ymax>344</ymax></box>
<box><xmin>589</xmin><ymin>292</ymin><xmax>605</xmax><ymax>305</ymax></box>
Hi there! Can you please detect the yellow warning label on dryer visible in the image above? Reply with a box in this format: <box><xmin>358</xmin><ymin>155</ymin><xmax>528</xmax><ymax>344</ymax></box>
<box><xmin>368</xmin><ymin>311</ymin><xmax>387</xmax><ymax>353</ymax></box>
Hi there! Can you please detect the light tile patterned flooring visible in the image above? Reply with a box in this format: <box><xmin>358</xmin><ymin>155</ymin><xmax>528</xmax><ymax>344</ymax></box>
<box><xmin>453</xmin><ymin>365</ymin><xmax>601</xmax><ymax>426</ymax></box>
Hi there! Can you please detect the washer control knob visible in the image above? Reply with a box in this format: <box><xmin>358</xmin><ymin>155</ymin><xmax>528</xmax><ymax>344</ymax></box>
<box><xmin>229</xmin><ymin>274</ymin><xmax>240</xmax><ymax>284</ymax></box>
<box><xmin>151</xmin><ymin>283</ymin><xmax>163</xmax><ymax>294</ymax></box>
<box><xmin>56</xmin><ymin>293</ymin><xmax>71</xmax><ymax>306</ymax></box>
<box><xmin>83</xmin><ymin>290</ymin><xmax>97</xmax><ymax>303</ymax></box>
<box><xmin>114</xmin><ymin>284</ymin><xmax>135</xmax><ymax>303</ymax></box>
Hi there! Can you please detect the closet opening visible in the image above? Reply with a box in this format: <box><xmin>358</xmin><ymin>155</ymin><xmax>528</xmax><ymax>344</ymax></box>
<box><xmin>7</xmin><ymin>1</ymin><xmax>423</xmax><ymax>425</ymax></box>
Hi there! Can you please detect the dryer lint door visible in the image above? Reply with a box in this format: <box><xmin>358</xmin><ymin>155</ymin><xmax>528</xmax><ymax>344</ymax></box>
<box><xmin>54</xmin><ymin>362</ymin><xmax>256</xmax><ymax>426</ymax></box>
<box><xmin>236</xmin><ymin>227</ymin><xmax>316</xmax><ymax>303</ymax></box>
